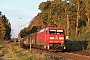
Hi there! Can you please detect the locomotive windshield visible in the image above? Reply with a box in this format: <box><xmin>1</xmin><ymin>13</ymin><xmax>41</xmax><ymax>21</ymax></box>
<box><xmin>49</xmin><ymin>30</ymin><xmax>63</xmax><ymax>34</ymax></box>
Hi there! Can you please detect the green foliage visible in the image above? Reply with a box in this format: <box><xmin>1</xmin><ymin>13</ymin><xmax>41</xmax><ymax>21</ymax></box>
<box><xmin>0</xmin><ymin>12</ymin><xmax>11</xmax><ymax>40</ymax></box>
<box><xmin>87</xmin><ymin>42</ymin><xmax>90</xmax><ymax>51</ymax></box>
<box><xmin>30</xmin><ymin>26</ymin><xmax>38</xmax><ymax>33</ymax></box>
<box><xmin>76</xmin><ymin>31</ymin><xmax>90</xmax><ymax>41</ymax></box>
<box><xmin>0</xmin><ymin>53</ymin><xmax>4</xmax><ymax>57</ymax></box>
<box><xmin>26</xmin><ymin>57</ymin><xmax>33</xmax><ymax>60</ymax></box>
<box><xmin>20</xmin><ymin>27</ymin><xmax>29</xmax><ymax>38</ymax></box>
<box><xmin>38</xmin><ymin>0</ymin><xmax>90</xmax><ymax>40</ymax></box>
<box><xmin>20</xmin><ymin>26</ymin><xmax>38</xmax><ymax>38</ymax></box>
<box><xmin>39</xmin><ymin>1</ymin><xmax>67</xmax><ymax>27</ymax></box>
<box><xmin>39</xmin><ymin>2</ymin><xmax>51</xmax><ymax>11</ymax></box>
<box><xmin>66</xmin><ymin>40</ymin><xmax>88</xmax><ymax>51</ymax></box>
<box><xmin>21</xmin><ymin>0</ymin><xmax>90</xmax><ymax>46</ymax></box>
<box><xmin>0</xmin><ymin>44</ymin><xmax>4</xmax><ymax>48</ymax></box>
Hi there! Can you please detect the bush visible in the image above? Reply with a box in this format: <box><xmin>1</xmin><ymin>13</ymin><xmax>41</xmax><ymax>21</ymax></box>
<box><xmin>65</xmin><ymin>40</ymin><xmax>88</xmax><ymax>51</ymax></box>
<box><xmin>87</xmin><ymin>41</ymin><xmax>90</xmax><ymax>51</ymax></box>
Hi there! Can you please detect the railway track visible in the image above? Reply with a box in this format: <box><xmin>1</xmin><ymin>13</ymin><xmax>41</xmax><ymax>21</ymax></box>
<box><xmin>1</xmin><ymin>42</ymin><xmax>90</xmax><ymax>60</ymax></box>
<box><xmin>23</xmin><ymin>47</ymin><xmax>90</xmax><ymax>60</ymax></box>
<box><xmin>56</xmin><ymin>52</ymin><xmax>90</xmax><ymax>60</ymax></box>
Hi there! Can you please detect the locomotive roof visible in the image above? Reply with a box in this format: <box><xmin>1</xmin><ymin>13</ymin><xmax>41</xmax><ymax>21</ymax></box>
<box><xmin>39</xmin><ymin>27</ymin><xmax>64</xmax><ymax>33</ymax></box>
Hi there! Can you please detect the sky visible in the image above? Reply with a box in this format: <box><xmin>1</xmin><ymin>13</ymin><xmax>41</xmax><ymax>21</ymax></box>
<box><xmin>0</xmin><ymin>0</ymin><xmax>46</xmax><ymax>38</ymax></box>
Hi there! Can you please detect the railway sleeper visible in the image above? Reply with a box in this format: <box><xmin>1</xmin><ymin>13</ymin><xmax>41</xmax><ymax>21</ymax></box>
<box><xmin>49</xmin><ymin>46</ymin><xmax>64</xmax><ymax>52</ymax></box>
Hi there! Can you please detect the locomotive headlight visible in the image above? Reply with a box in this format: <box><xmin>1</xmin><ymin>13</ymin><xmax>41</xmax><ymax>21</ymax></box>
<box><xmin>50</xmin><ymin>37</ymin><xmax>54</xmax><ymax>39</ymax></box>
<box><xmin>59</xmin><ymin>37</ymin><xmax>64</xmax><ymax>40</ymax></box>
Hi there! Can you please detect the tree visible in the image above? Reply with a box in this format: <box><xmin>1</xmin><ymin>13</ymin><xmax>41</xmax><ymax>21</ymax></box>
<box><xmin>0</xmin><ymin>12</ymin><xmax>11</xmax><ymax>40</ymax></box>
<box><xmin>84</xmin><ymin>0</ymin><xmax>90</xmax><ymax>29</ymax></box>
<box><xmin>21</xmin><ymin>0</ymin><xmax>89</xmax><ymax>40</ymax></box>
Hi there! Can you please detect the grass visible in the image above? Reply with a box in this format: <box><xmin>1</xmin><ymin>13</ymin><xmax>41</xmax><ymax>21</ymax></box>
<box><xmin>0</xmin><ymin>42</ymin><xmax>63</xmax><ymax>60</ymax></box>
<box><xmin>0</xmin><ymin>45</ymin><xmax>4</xmax><ymax>49</ymax></box>
<box><xmin>0</xmin><ymin>53</ymin><xmax>4</xmax><ymax>57</ymax></box>
<box><xmin>0</xmin><ymin>44</ymin><xmax>5</xmax><ymax>58</ymax></box>
<box><xmin>4</xmin><ymin>42</ymin><xmax>43</xmax><ymax>60</ymax></box>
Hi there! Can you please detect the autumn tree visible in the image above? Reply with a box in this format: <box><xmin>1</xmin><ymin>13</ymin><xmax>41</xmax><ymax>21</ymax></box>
<box><xmin>0</xmin><ymin>11</ymin><xmax>11</xmax><ymax>40</ymax></box>
<box><xmin>84</xmin><ymin>0</ymin><xmax>90</xmax><ymax>29</ymax></box>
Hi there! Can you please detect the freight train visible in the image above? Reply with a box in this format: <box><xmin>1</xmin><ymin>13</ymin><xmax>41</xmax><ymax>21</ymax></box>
<box><xmin>20</xmin><ymin>27</ymin><xmax>66</xmax><ymax>51</ymax></box>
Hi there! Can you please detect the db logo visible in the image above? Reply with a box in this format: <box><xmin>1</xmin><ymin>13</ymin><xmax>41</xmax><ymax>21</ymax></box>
<box><xmin>55</xmin><ymin>35</ymin><xmax>58</xmax><ymax>39</ymax></box>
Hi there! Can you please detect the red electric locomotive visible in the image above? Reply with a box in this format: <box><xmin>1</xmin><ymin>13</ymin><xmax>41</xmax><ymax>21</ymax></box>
<box><xmin>20</xmin><ymin>27</ymin><xmax>66</xmax><ymax>51</ymax></box>
<box><xmin>37</xmin><ymin>27</ymin><xmax>65</xmax><ymax>51</ymax></box>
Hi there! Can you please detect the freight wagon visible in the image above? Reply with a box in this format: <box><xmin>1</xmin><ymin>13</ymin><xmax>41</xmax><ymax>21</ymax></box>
<box><xmin>20</xmin><ymin>32</ymin><xmax>37</xmax><ymax>47</ymax></box>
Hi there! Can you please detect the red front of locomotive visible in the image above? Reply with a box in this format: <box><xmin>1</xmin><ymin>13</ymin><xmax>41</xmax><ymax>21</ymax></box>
<box><xmin>37</xmin><ymin>27</ymin><xmax>65</xmax><ymax>51</ymax></box>
<box><xmin>47</xmin><ymin>27</ymin><xmax>65</xmax><ymax>50</ymax></box>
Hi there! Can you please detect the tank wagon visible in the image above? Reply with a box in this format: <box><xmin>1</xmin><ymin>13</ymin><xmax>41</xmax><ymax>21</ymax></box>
<box><xmin>20</xmin><ymin>27</ymin><xmax>66</xmax><ymax>51</ymax></box>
